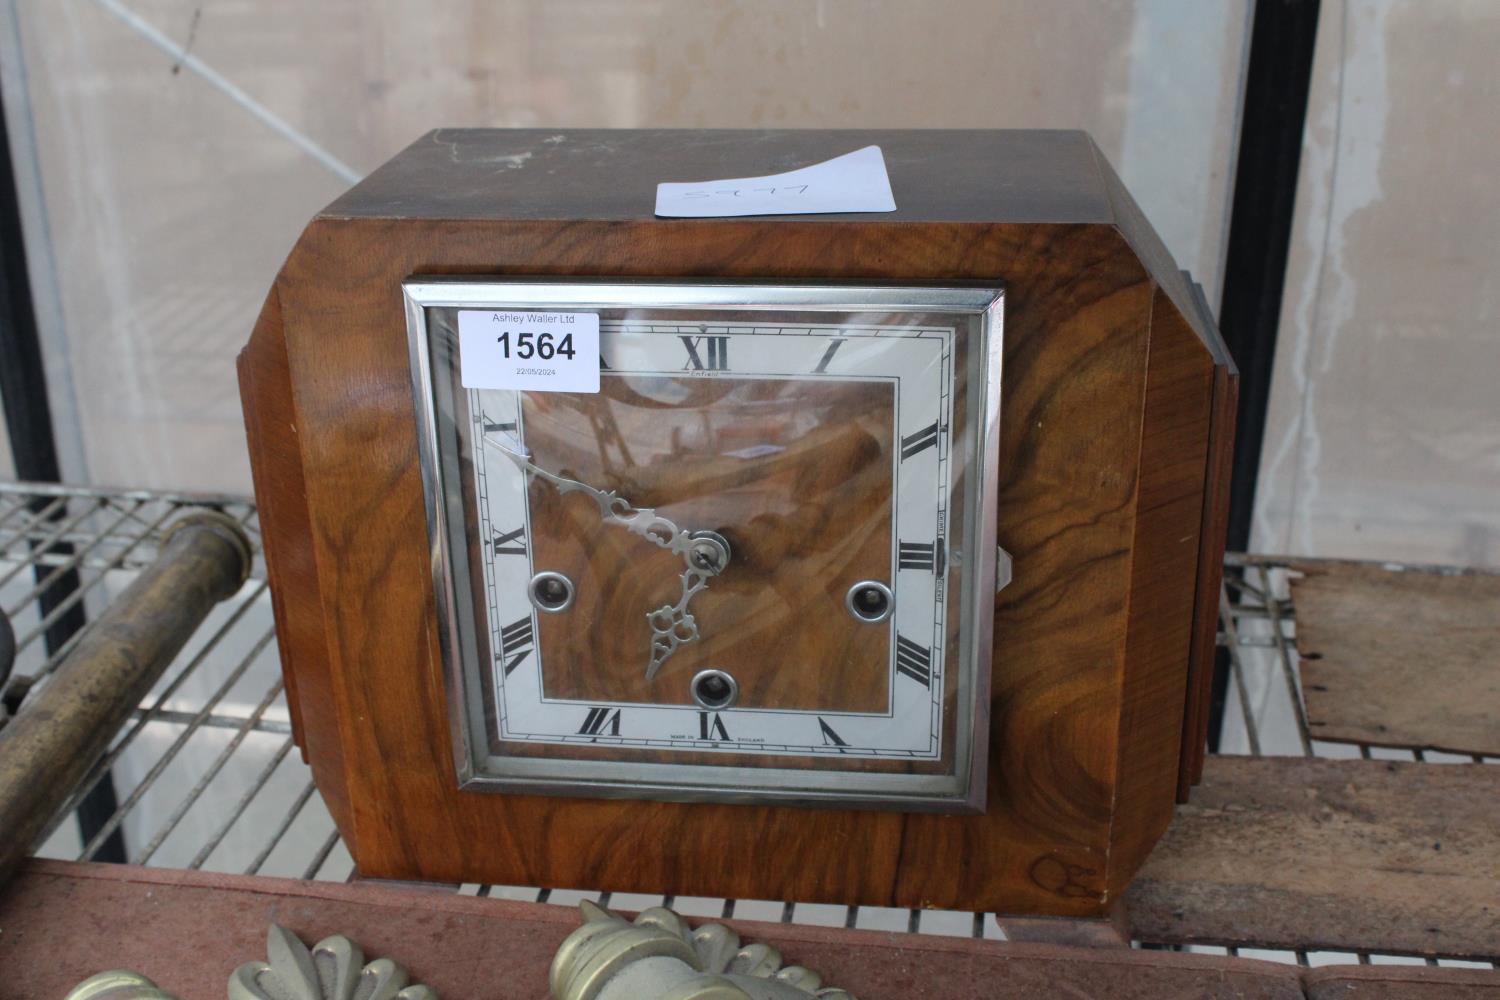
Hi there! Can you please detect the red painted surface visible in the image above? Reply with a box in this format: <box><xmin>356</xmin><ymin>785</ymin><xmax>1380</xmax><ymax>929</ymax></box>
<box><xmin>0</xmin><ymin>860</ymin><xmax>1313</xmax><ymax>999</ymax></box>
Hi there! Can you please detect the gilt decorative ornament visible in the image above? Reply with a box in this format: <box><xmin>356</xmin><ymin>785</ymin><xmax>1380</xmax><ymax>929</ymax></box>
<box><xmin>65</xmin><ymin>906</ymin><xmax>848</xmax><ymax>1000</ymax></box>
<box><xmin>551</xmin><ymin>901</ymin><xmax>855</xmax><ymax>1000</ymax></box>
<box><xmin>60</xmin><ymin>924</ymin><xmax>444</xmax><ymax>1000</ymax></box>
<box><xmin>227</xmin><ymin>923</ymin><xmax>437</xmax><ymax>1000</ymax></box>
<box><xmin>63</xmin><ymin>972</ymin><xmax>178</xmax><ymax>1000</ymax></box>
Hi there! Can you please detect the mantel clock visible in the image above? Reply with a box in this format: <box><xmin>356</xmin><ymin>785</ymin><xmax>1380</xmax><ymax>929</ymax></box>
<box><xmin>240</xmin><ymin>129</ymin><xmax>1235</xmax><ymax>916</ymax></box>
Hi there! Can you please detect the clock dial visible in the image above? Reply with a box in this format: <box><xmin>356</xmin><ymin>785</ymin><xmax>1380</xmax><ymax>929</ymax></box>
<box><xmin>409</xmin><ymin>282</ymin><xmax>1002</xmax><ymax>810</ymax></box>
<box><xmin>516</xmin><ymin>375</ymin><xmax>898</xmax><ymax>712</ymax></box>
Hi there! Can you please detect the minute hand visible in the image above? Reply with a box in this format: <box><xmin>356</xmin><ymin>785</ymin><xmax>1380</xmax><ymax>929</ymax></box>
<box><xmin>499</xmin><ymin>449</ymin><xmax>703</xmax><ymax>564</ymax></box>
<box><xmin>495</xmin><ymin>445</ymin><xmax>725</xmax><ymax>679</ymax></box>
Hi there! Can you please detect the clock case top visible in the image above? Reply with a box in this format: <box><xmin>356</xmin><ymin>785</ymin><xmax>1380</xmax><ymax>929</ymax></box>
<box><xmin>239</xmin><ymin>129</ymin><xmax>1236</xmax><ymax>917</ymax></box>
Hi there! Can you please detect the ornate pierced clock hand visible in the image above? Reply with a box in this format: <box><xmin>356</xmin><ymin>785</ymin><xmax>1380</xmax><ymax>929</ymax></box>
<box><xmin>645</xmin><ymin>567</ymin><xmax>711</xmax><ymax>682</ymax></box>
<box><xmin>491</xmin><ymin>442</ymin><xmax>729</xmax><ymax>679</ymax></box>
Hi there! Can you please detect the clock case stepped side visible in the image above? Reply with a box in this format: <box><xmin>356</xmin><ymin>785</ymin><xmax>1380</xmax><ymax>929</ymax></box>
<box><xmin>237</xmin><ymin>129</ymin><xmax>1236</xmax><ymax>917</ymax></box>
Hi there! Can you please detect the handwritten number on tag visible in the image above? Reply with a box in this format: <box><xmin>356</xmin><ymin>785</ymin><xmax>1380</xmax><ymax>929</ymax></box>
<box><xmin>682</xmin><ymin>184</ymin><xmax>809</xmax><ymax>200</ymax></box>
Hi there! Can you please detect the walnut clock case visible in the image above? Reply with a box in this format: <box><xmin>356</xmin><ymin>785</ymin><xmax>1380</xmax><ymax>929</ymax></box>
<box><xmin>239</xmin><ymin>130</ymin><xmax>1236</xmax><ymax>917</ymax></box>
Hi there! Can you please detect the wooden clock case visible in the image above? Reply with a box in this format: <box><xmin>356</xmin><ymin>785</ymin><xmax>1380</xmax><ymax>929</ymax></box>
<box><xmin>239</xmin><ymin>129</ymin><xmax>1236</xmax><ymax>917</ymax></box>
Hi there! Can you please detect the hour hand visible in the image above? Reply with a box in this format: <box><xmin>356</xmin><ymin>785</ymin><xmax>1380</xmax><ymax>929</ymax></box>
<box><xmin>645</xmin><ymin>568</ymin><xmax>710</xmax><ymax>681</ymax></box>
<box><xmin>643</xmin><ymin>528</ymin><xmax>732</xmax><ymax>679</ymax></box>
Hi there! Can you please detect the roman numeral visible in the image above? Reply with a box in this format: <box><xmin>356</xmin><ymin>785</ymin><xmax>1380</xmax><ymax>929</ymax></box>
<box><xmin>895</xmin><ymin>634</ymin><xmax>932</xmax><ymax>687</ymax></box>
<box><xmin>681</xmin><ymin>335</ymin><xmax>730</xmax><ymax>371</ymax></box>
<box><xmin>578</xmin><ymin>707</ymin><xmax>622</xmax><ymax>737</ymax></box>
<box><xmin>498</xmin><ymin>616</ymin><xmax>534</xmax><ymax>676</ymax></box>
<box><xmin>490</xmin><ymin>525</ymin><xmax>525</xmax><ymax>556</ymax></box>
<box><xmin>900</xmin><ymin>421</ymin><xmax>941</xmax><ymax>461</ymax></box>
<box><xmin>818</xmin><ymin>717</ymin><xmax>848</xmax><ymax>748</ymax></box>
<box><xmin>698</xmin><ymin>711</ymin><xmax>729</xmax><ymax>741</ymax></box>
<box><xmin>813</xmin><ymin>338</ymin><xmax>846</xmax><ymax>373</ymax></box>
<box><xmin>482</xmin><ymin>418</ymin><xmax>517</xmax><ymax>435</ymax></box>
<box><xmin>898</xmin><ymin>540</ymin><xmax>935</xmax><ymax>571</ymax></box>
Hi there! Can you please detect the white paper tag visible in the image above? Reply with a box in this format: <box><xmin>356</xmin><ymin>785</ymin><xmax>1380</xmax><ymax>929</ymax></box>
<box><xmin>654</xmin><ymin>145</ymin><xmax>897</xmax><ymax>218</ymax></box>
<box><xmin>457</xmin><ymin>310</ymin><xmax>600</xmax><ymax>392</ymax></box>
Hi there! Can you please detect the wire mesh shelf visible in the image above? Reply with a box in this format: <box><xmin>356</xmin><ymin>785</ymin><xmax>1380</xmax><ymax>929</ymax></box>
<box><xmin>1</xmin><ymin>480</ymin><xmax>1493</xmax><ymax>965</ymax></box>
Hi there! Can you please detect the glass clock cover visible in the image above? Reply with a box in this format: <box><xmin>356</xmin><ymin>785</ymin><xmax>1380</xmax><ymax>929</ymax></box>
<box><xmin>407</xmin><ymin>280</ymin><xmax>1002</xmax><ymax>811</ymax></box>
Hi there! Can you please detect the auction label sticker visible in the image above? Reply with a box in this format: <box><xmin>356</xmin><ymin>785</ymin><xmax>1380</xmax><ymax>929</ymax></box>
<box><xmin>458</xmin><ymin>310</ymin><xmax>600</xmax><ymax>392</ymax></box>
<box><xmin>654</xmin><ymin>145</ymin><xmax>896</xmax><ymax>218</ymax></box>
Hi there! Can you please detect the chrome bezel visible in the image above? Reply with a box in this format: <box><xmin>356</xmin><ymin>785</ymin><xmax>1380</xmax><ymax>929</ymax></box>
<box><xmin>405</xmin><ymin>278</ymin><xmax>1003</xmax><ymax>812</ymax></box>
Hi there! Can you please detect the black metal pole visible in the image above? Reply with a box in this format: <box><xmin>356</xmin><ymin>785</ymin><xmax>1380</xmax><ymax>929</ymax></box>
<box><xmin>0</xmin><ymin>68</ymin><xmax>128</xmax><ymax>862</ymax></box>
<box><xmin>1209</xmin><ymin>0</ymin><xmax>1322</xmax><ymax>749</ymax></box>
<box><xmin>0</xmin><ymin>93</ymin><xmax>55</xmax><ymax>483</ymax></box>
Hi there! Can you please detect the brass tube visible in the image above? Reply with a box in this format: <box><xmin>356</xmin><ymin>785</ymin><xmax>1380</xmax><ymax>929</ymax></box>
<box><xmin>0</xmin><ymin>511</ymin><xmax>252</xmax><ymax>888</ymax></box>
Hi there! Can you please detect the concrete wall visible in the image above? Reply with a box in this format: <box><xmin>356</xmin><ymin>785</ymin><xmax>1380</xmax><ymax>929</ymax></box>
<box><xmin>0</xmin><ymin>0</ymin><xmax>1249</xmax><ymax>494</ymax></box>
<box><xmin>1252</xmin><ymin>0</ymin><xmax>1500</xmax><ymax>567</ymax></box>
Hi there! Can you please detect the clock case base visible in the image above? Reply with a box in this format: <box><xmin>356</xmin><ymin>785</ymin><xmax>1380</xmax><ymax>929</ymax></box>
<box><xmin>238</xmin><ymin>129</ymin><xmax>1236</xmax><ymax>917</ymax></box>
